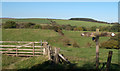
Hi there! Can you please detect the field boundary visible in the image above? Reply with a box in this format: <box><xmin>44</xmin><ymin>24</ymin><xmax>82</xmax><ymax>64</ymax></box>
<box><xmin>0</xmin><ymin>41</ymin><xmax>48</xmax><ymax>56</ymax></box>
<box><xmin>1</xmin><ymin>41</ymin><xmax>71</xmax><ymax>64</ymax></box>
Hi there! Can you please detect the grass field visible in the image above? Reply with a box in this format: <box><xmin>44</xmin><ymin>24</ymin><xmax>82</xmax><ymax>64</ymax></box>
<box><xmin>2</xmin><ymin>48</ymin><xmax>118</xmax><ymax>70</ymax></box>
<box><xmin>53</xmin><ymin>19</ymin><xmax>112</xmax><ymax>27</ymax></box>
<box><xmin>1</xmin><ymin>18</ymin><xmax>112</xmax><ymax>27</ymax></box>
<box><xmin>2</xmin><ymin>18</ymin><xmax>51</xmax><ymax>24</ymax></box>
<box><xmin>2</xmin><ymin>29</ymin><xmax>60</xmax><ymax>41</ymax></box>
<box><xmin>2</xmin><ymin>55</ymin><xmax>48</xmax><ymax>69</ymax></box>
<box><xmin>2</xmin><ymin>29</ymin><xmax>110</xmax><ymax>48</ymax></box>
<box><xmin>63</xmin><ymin>30</ymin><xmax>110</xmax><ymax>47</ymax></box>
<box><xmin>2</xmin><ymin>29</ymin><xmax>119</xmax><ymax>70</ymax></box>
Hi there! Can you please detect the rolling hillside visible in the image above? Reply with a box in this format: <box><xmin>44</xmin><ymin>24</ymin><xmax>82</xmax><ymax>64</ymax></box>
<box><xmin>1</xmin><ymin>18</ymin><xmax>118</xmax><ymax>70</ymax></box>
<box><xmin>2</xmin><ymin>29</ymin><xmax>119</xmax><ymax>70</ymax></box>
<box><xmin>1</xmin><ymin>18</ymin><xmax>112</xmax><ymax>27</ymax></box>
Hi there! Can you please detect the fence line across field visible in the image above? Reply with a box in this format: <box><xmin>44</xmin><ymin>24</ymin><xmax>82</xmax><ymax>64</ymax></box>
<box><xmin>0</xmin><ymin>41</ymin><xmax>46</xmax><ymax>56</ymax></box>
<box><xmin>0</xmin><ymin>40</ymin><xmax>70</xmax><ymax>64</ymax></box>
<box><xmin>0</xmin><ymin>45</ymin><xmax>43</xmax><ymax>48</ymax></box>
<box><xmin>0</xmin><ymin>40</ymin><xmax>113</xmax><ymax>70</ymax></box>
<box><xmin>0</xmin><ymin>41</ymin><xmax>48</xmax><ymax>44</ymax></box>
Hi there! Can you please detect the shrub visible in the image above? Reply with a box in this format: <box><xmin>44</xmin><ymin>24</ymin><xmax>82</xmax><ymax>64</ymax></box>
<box><xmin>50</xmin><ymin>20</ymin><xmax>57</xmax><ymax>25</ymax></box>
<box><xmin>3</xmin><ymin>21</ymin><xmax>17</xmax><ymax>28</ymax></box>
<box><xmin>90</xmin><ymin>26</ymin><xmax>97</xmax><ymax>31</ymax></box>
<box><xmin>110</xmin><ymin>34</ymin><xmax>119</xmax><ymax>41</ymax></box>
<box><xmin>100</xmin><ymin>40</ymin><xmax>118</xmax><ymax>49</ymax></box>
<box><xmin>61</xmin><ymin>25</ymin><xmax>66</xmax><ymax>29</ymax></box>
<box><xmin>34</xmin><ymin>24</ymin><xmax>42</xmax><ymax>29</ymax></box>
<box><xmin>82</xmin><ymin>27</ymin><xmax>87</xmax><ymax>31</ymax></box>
<box><xmin>73</xmin><ymin>41</ymin><xmax>80</xmax><ymax>48</ymax></box>
<box><xmin>41</xmin><ymin>25</ymin><xmax>50</xmax><ymax>29</ymax></box>
<box><xmin>53</xmin><ymin>26</ymin><xmax>59</xmax><ymax>32</ymax></box>
<box><xmin>109</xmin><ymin>24</ymin><xmax>119</xmax><ymax>32</ymax></box>
<box><xmin>57</xmin><ymin>29</ymin><xmax>64</xmax><ymax>36</ymax></box>
<box><xmin>24</xmin><ymin>22</ymin><xmax>35</xmax><ymax>28</ymax></box>
<box><xmin>73</xmin><ymin>27</ymin><xmax>83</xmax><ymax>31</ymax></box>
<box><xmin>101</xmin><ymin>33</ymin><xmax>119</xmax><ymax>49</ymax></box>
<box><xmin>73</xmin><ymin>28</ymin><xmax>77</xmax><ymax>31</ymax></box>
<box><xmin>63</xmin><ymin>38</ymin><xmax>71</xmax><ymax>46</ymax></box>
<box><xmin>98</xmin><ymin>26</ymin><xmax>110</xmax><ymax>32</ymax></box>
<box><xmin>65</xmin><ymin>25</ymin><xmax>73</xmax><ymax>30</ymax></box>
<box><xmin>86</xmin><ymin>27</ymin><xmax>91</xmax><ymax>31</ymax></box>
<box><xmin>16</xmin><ymin>23</ymin><xmax>25</xmax><ymax>28</ymax></box>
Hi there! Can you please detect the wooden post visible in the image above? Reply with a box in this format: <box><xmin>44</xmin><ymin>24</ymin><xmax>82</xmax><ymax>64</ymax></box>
<box><xmin>43</xmin><ymin>42</ymin><xmax>48</xmax><ymax>55</ymax></box>
<box><xmin>47</xmin><ymin>45</ymin><xmax>51</xmax><ymax>60</ymax></box>
<box><xmin>43</xmin><ymin>48</ymin><xmax>46</xmax><ymax>55</ymax></box>
<box><xmin>81</xmin><ymin>29</ymin><xmax>116</xmax><ymax>70</ymax></box>
<box><xmin>40</xmin><ymin>40</ymin><xmax>42</xmax><ymax>46</ymax></box>
<box><xmin>16</xmin><ymin>47</ymin><xmax>18</xmax><ymax>56</ymax></box>
<box><xmin>105</xmin><ymin>51</ymin><xmax>113</xmax><ymax>71</ymax></box>
<box><xmin>96</xmin><ymin>36</ymin><xmax>99</xmax><ymax>70</ymax></box>
<box><xmin>33</xmin><ymin>43</ymin><xmax>35</xmax><ymax>56</ymax></box>
<box><xmin>54</xmin><ymin>47</ymin><xmax>60</xmax><ymax>64</ymax></box>
<box><xmin>41</xmin><ymin>40</ymin><xmax>45</xmax><ymax>55</ymax></box>
<box><xmin>96</xmin><ymin>29</ymin><xmax>99</xmax><ymax>70</ymax></box>
<box><xmin>58</xmin><ymin>53</ymin><xmax>71</xmax><ymax>64</ymax></box>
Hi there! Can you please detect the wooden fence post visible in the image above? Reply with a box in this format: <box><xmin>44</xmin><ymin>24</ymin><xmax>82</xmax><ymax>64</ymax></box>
<box><xmin>54</xmin><ymin>47</ymin><xmax>60</xmax><ymax>64</ymax></box>
<box><xmin>40</xmin><ymin>40</ymin><xmax>42</xmax><ymax>46</ymax></box>
<box><xmin>43</xmin><ymin>42</ymin><xmax>48</xmax><ymax>55</ymax></box>
<box><xmin>16</xmin><ymin>47</ymin><xmax>18</xmax><ymax>56</ymax></box>
<box><xmin>47</xmin><ymin>45</ymin><xmax>51</xmax><ymax>60</ymax></box>
<box><xmin>81</xmin><ymin>29</ymin><xmax>116</xmax><ymax>70</ymax></box>
<box><xmin>43</xmin><ymin>48</ymin><xmax>46</xmax><ymax>55</ymax></box>
<box><xmin>33</xmin><ymin>42</ymin><xmax>35</xmax><ymax>56</ymax></box>
<box><xmin>105</xmin><ymin>51</ymin><xmax>113</xmax><ymax>71</ymax></box>
<box><xmin>96</xmin><ymin>36</ymin><xmax>99</xmax><ymax>70</ymax></box>
<box><xmin>96</xmin><ymin>29</ymin><xmax>99</xmax><ymax>70</ymax></box>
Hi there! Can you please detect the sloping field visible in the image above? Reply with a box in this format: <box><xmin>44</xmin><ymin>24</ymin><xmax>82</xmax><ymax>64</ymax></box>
<box><xmin>2</xmin><ymin>29</ymin><xmax>60</xmax><ymax>41</ymax></box>
<box><xmin>1</xmin><ymin>18</ymin><xmax>112</xmax><ymax>27</ymax></box>
<box><xmin>53</xmin><ymin>19</ymin><xmax>111</xmax><ymax>27</ymax></box>
<box><xmin>2</xmin><ymin>18</ymin><xmax>51</xmax><ymax>24</ymax></box>
<box><xmin>2</xmin><ymin>55</ymin><xmax>48</xmax><ymax>69</ymax></box>
<box><xmin>2</xmin><ymin>29</ymin><xmax>110</xmax><ymax>48</ymax></box>
<box><xmin>63</xmin><ymin>30</ymin><xmax>110</xmax><ymax>47</ymax></box>
<box><xmin>2</xmin><ymin>29</ymin><xmax>119</xmax><ymax>70</ymax></box>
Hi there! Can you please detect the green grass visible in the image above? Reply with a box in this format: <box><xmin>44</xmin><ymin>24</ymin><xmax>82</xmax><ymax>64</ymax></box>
<box><xmin>2</xmin><ymin>18</ymin><xmax>51</xmax><ymax>24</ymax></box>
<box><xmin>1</xmin><ymin>18</ymin><xmax>112</xmax><ymax>27</ymax></box>
<box><xmin>2</xmin><ymin>47</ymin><xmax>118</xmax><ymax>70</ymax></box>
<box><xmin>2</xmin><ymin>29</ymin><xmax>110</xmax><ymax>47</ymax></box>
<box><xmin>63</xmin><ymin>30</ymin><xmax>110</xmax><ymax>47</ymax></box>
<box><xmin>2</xmin><ymin>29</ymin><xmax>60</xmax><ymax>41</ymax></box>
<box><xmin>14</xmin><ymin>55</ymin><xmax>48</xmax><ymax>69</ymax></box>
<box><xmin>60</xmin><ymin>47</ymin><xmax>118</xmax><ymax>65</ymax></box>
<box><xmin>2</xmin><ymin>55</ymin><xmax>48</xmax><ymax>69</ymax></box>
<box><xmin>2</xmin><ymin>29</ymin><xmax>119</xmax><ymax>70</ymax></box>
<box><xmin>2</xmin><ymin>54</ymin><xmax>23</xmax><ymax>68</ymax></box>
<box><xmin>53</xmin><ymin>19</ymin><xmax>112</xmax><ymax>27</ymax></box>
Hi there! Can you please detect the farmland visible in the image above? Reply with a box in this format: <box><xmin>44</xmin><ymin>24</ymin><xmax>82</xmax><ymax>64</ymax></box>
<box><xmin>1</xmin><ymin>2</ymin><xmax>119</xmax><ymax>70</ymax></box>
<box><xmin>2</xmin><ymin>28</ymin><xmax>119</xmax><ymax>70</ymax></box>
<box><xmin>1</xmin><ymin>18</ymin><xmax>112</xmax><ymax>27</ymax></box>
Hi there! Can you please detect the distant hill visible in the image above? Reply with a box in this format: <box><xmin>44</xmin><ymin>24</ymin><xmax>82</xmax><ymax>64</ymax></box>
<box><xmin>0</xmin><ymin>18</ymin><xmax>15</xmax><ymax>19</ymax></box>
<box><xmin>1</xmin><ymin>18</ymin><xmax>112</xmax><ymax>28</ymax></box>
<box><xmin>69</xmin><ymin>18</ymin><xmax>109</xmax><ymax>24</ymax></box>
